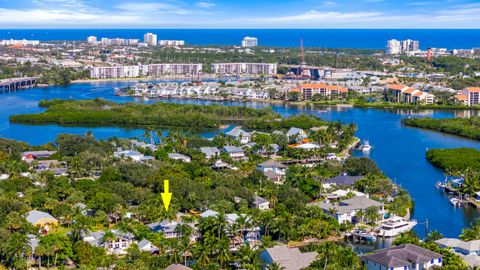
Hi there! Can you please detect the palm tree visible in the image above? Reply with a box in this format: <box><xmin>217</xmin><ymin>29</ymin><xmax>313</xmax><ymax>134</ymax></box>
<box><xmin>5</xmin><ymin>160</ymin><xmax>23</xmax><ymax>178</ymax></box>
<box><xmin>364</xmin><ymin>206</ymin><xmax>381</xmax><ymax>225</ymax></box>
<box><xmin>216</xmin><ymin>238</ymin><xmax>231</xmax><ymax>269</ymax></box>
<box><xmin>267</xmin><ymin>262</ymin><xmax>285</xmax><ymax>270</ymax></box>
<box><xmin>194</xmin><ymin>243</ymin><xmax>210</xmax><ymax>267</ymax></box>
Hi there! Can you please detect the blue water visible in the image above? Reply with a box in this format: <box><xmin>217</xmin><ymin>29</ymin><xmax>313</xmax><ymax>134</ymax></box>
<box><xmin>1</xmin><ymin>29</ymin><xmax>480</xmax><ymax>49</ymax></box>
<box><xmin>1</xmin><ymin>82</ymin><xmax>480</xmax><ymax>238</ymax></box>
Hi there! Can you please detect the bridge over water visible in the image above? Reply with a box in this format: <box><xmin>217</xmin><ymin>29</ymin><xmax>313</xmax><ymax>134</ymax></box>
<box><xmin>0</xmin><ymin>77</ymin><xmax>37</xmax><ymax>92</ymax></box>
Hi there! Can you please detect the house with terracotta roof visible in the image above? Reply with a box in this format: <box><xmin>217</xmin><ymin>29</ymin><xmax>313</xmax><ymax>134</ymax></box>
<box><xmin>296</xmin><ymin>83</ymin><xmax>348</xmax><ymax>100</ymax></box>
<box><xmin>461</xmin><ymin>87</ymin><xmax>480</xmax><ymax>106</ymax></box>
<box><xmin>386</xmin><ymin>84</ymin><xmax>435</xmax><ymax>104</ymax></box>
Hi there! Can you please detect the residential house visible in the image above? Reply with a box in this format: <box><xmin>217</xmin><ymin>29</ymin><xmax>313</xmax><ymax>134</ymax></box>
<box><xmin>147</xmin><ymin>220</ymin><xmax>183</xmax><ymax>238</ymax></box>
<box><xmin>326</xmin><ymin>174</ymin><xmax>364</xmax><ymax>186</ymax></box>
<box><xmin>138</xmin><ymin>239</ymin><xmax>160</xmax><ymax>254</ymax></box>
<box><xmin>34</xmin><ymin>160</ymin><xmax>68</xmax><ymax>176</ymax></box>
<box><xmin>113</xmin><ymin>150</ymin><xmax>154</xmax><ymax>162</ymax></box>
<box><xmin>129</xmin><ymin>139</ymin><xmax>158</xmax><ymax>151</ymax></box>
<box><xmin>26</xmin><ymin>210</ymin><xmax>58</xmax><ymax>232</ymax></box>
<box><xmin>260</xmin><ymin>246</ymin><xmax>318</xmax><ymax>270</ymax></box>
<box><xmin>200</xmin><ymin>147</ymin><xmax>220</xmax><ymax>159</ymax></box>
<box><xmin>257</xmin><ymin>160</ymin><xmax>287</xmax><ymax>183</ymax></box>
<box><xmin>168</xmin><ymin>153</ymin><xmax>191</xmax><ymax>163</ymax></box>
<box><xmin>83</xmin><ymin>230</ymin><xmax>135</xmax><ymax>255</ymax></box>
<box><xmin>311</xmin><ymin>196</ymin><xmax>384</xmax><ymax>224</ymax></box>
<box><xmin>363</xmin><ymin>244</ymin><xmax>442</xmax><ymax>270</ymax></box>
<box><xmin>252</xmin><ymin>196</ymin><xmax>270</xmax><ymax>211</ymax></box>
<box><xmin>226</xmin><ymin>127</ymin><xmax>251</xmax><ymax>144</ymax></box>
<box><xmin>435</xmin><ymin>238</ymin><xmax>480</xmax><ymax>256</ymax></box>
<box><xmin>223</xmin><ymin>146</ymin><xmax>245</xmax><ymax>160</ymax></box>
<box><xmin>286</xmin><ymin>127</ymin><xmax>308</xmax><ymax>142</ymax></box>
<box><xmin>21</xmin><ymin>151</ymin><xmax>57</xmax><ymax>162</ymax></box>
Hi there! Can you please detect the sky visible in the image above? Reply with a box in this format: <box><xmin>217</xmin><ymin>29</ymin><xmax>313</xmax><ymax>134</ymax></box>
<box><xmin>0</xmin><ymin>0</ymin><xmax>480</xmax><ymax>28</ymax></box>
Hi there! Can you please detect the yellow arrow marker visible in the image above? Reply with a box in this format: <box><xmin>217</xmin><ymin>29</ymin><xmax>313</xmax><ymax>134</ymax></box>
<box><xmin>161</xmin><ymin>180</ymin><xmax>172</xmax><ymax>211</ymax></box>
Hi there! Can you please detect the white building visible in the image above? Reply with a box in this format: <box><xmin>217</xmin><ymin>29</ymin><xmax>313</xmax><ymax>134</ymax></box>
<box><xmin>144</xmin><ymin>33</ymin><xmax>158</xmax><ymax>46</ymax></box>
<box><xmin>87</xmin><ymin>36</ymin><xmax>97</xmax><ymax>45</ymax></box>
<box><xmin>141</xmin><ymin>63</ymin><xmax>203</xmax><ymax>76</ymax></box>
<box><xmin>159</xmin><ymin>40</ymin><xmax>185</xmax><ymax>46</ymax></box>
<box><xmin>90</xmin><ymin>66</ymin><xmax>140</xmax><ymax>79</ymax></box>
<box><xmin>211</xmin><ymin>63</ymin><xmax>277</xmax><ymax>75</ymax></box>
<box><xmin>241</xmin><ymin>36</ymin><xmax>258</xmax><ymax>47</ymax></box>
<box><xmin>387</xmin><ymin>39</ymin><xmax>401</xmax><ymax>55</ymax></box>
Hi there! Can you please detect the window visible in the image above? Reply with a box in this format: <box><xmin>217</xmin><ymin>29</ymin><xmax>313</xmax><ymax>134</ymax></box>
<box><xmin>431</xmin><ymin>259</ymin><xmax>434</xmax><ymax>264</ymax></box>
<box><xmin>438</xmin><ymin>258</ymin><xmax>442</xmax><ymax>263</ymax></box>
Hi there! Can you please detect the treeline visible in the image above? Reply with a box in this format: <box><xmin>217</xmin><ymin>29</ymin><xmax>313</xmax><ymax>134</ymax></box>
<box><xmin>0</xmin><ymin>62</ymin><xmax>89</xmax><ymax>85</ymax></box>
<box><xmin>402</xmin><ymin>117</ymin><xmax>480</xmax><ymax>140</ymax></box>
<box><xmin>426</xmin><ymin>148</ymin><xmax>480</xmax><ymax>171</ymax></box>
<box><xmin>11</xmin><ymin>99</ymin><xmax>328</xmax><ymax>131</ymax></box>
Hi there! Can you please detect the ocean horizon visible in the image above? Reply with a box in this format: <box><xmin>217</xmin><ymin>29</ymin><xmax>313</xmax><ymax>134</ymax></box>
<box><xmin>1</xmin><ymin>29</ymin><xmax>479</xmax><ymax>50</ymax></box>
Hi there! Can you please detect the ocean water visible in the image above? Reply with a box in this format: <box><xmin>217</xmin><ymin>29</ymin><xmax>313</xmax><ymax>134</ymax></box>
<box><xmin>1</xmin><ymin>29</ymin><xmax>479</xmax><ymax>49</ymax></box>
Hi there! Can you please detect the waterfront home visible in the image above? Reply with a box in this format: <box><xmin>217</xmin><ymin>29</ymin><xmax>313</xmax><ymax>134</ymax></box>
<box><xmin>323</xmin><ymin>189</ymin><xmax>366</xmax><ymax>201</ymax></box>
<box><xmin>294</xmin><ymin>142</ymin><xmax>321</xmax><ymax>150</ymax></box>
<box><xmin>200</xmin><ymin>147</ymin><xmax>220</xmax><ymax>159</ymax></box>
<box><xmin>385</xmin><ymin>84</ymin><xmax>435</xmax><ymax>104</ymax></box>
<box><xmin>435</xmin><ymin>238</ymin><xmax>480</xmax><ymax>256</ymax></box>
<box><xmin>168</xmin><ymin>153</ymin><xmax>191</xmax><ymax>163</ymax></box>
<box><xmin>21</xmin><ymin>150</ymin><xmax>57</xmax><ymax>162</ymax></box>
<box><xmin>138</xmin><ymin>239</ymin><xmax>160</xmax><ymax>254</ymax></box>
<box><xmin>252</xmin><ymin>196</ymin><xmax>270</xmax><ymax>211</ymax></box>
<box><xmin>83</xmin><ymin>230</ymin><xmax>136</xmax><ymax>255</ymax></box>
<box><xmin>165</xmin><ymin>264</ymin><xmax>192</xmax><ymax>270</ymax></box>
<box><xmin>326</xmin><ymin>174</ymin><xmax>364</xmax><ymax>186</ymax></box>
<box><xmin>26</xmin><ymin>210</ymin><xmax>58</xmax><ymax>232</ymax></box>
<box><xmin>260</xmin><ymin>246</ymin><xmax>318</xmax><ymax>270</ymax></box>
<box><xmin>226</xmin><ymin>127</ymin><xmax>251</xmax><ymax>144</ymax></box>
<box><xmin>286</xmin><ymin>127</ymin><xmax>307</xmax><ymax>142</ymax></box>
<box><xmin>311</xmin><ymin>196</ymin><xmax>384</xmax><ymax>224</ymax></box>
<box><xmin>223</xmin><ymin>146</ymin><xmax>246</xmax><ymax>160</ymax></box>
<box><xmin>113</xmin><ymin>150</ymin><xmax>154</xmax><ymax>162</ymax></box>
<box><xmin>147</xmin><ymin>220</ymin><xmax>183</xmax><ymax>238</ymax></box>
<box><xmin>459</xmin><ymin>87</ymin><xmax>480</xmax><ymax>106</ymax></box>
<box><xmin>362</xmin><ymin>244</ymin><xmax>442</xmax><ymax>270</ymax></box>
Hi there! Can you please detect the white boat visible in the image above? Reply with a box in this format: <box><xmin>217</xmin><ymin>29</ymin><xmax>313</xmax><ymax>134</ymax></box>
<box><xmin>450</xmin><ymin>198</ymin><xmax>462</xmax><ymax>207</ymax></box>
<box><xmin>360</xmin><ymin>140</ymin><xmax>372</xmax><ymax>152</ymax></box>
<box><xmin>377</xmin><ymin>216</ymin><xmax>417</xmax><ymax>237</ymax></box>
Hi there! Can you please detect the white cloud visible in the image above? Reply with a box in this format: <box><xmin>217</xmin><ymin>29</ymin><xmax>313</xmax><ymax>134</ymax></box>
<box><xmin>195</xmin><ymin>1</ymin><xmax>215</xmax><ymax>8</ymax></box>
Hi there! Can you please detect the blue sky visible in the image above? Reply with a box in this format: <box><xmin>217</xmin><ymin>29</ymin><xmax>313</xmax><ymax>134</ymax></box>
<box><xmin>0</xmin><ymin>0</ymin><xmax>479</xmax><ymax>28</ymax></box>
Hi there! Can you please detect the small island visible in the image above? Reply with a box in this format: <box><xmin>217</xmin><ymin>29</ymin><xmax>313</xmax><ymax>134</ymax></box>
<box><xmin>402</xmin><ymin>117</ymin><xmax>480</xmax><ymax>140</ymax></box>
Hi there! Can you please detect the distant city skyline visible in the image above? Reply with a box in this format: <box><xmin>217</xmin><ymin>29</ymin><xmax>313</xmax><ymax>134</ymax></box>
<box><xmin>0</xmin><ymin>0</ymin><xmax>479</xmax><ymax>28</ymax></box>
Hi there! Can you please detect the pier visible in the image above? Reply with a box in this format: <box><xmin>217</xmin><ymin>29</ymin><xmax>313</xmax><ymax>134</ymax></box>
<box><xmin>0</xmin><ymin>77</ymin><xmax>37</xmax><ymax>93</ymax></box>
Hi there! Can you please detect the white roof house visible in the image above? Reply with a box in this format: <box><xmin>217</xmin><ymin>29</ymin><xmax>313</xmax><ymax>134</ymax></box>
<box><xmin>168</xmin><ymin>153</ymin><xmax>191</xmax><ymax>163</ymax></box>
<box><xmin>226</xmin><ymin>127</ymin><xmax>251</xmax><ymax>144</ymax></box>
<box><xmin>200</xmin><ymin>147</ymin><xmax>220</xmax><ymax>159</ymax></box>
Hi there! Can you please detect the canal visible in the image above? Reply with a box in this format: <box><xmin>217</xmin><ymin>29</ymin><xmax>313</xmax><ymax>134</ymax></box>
<box><xmin>1</xmin><ymin>81</ymin><xmax>480</xmax><ymax>238</ymax></box>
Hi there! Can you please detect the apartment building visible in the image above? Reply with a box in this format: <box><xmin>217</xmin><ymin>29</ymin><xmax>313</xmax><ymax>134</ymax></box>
<box><xmin>241</xmin><ymin>36</ymin><xmax>258</xmax><ymax>47</ymax></box>
<box><xmin>159</xmin><ymin>40</ymin><xmax>185</xmax><ymax>46</ymax></box>
<box><xmin>144</xmin><ymin>33</ymin><xmax>158</xmax><ymax>46</ymax></box>
<box><xmin>90</xmin><ymin>66</ymin><xmax>140</xmax><ymax>79</ymax></box>
<box><xmin>211</xmin><ymin>63</ymin><xmax>277</xmax><ymax>75</ymax></box>
<box><xmin>386</xmin><ymin>84</ymin><xmax>435</xmax><ymax>104</ymax></box>
<box><xmin>460</xmin><ymin>87</ymin><xmax>480</xmax><ymax>106</ymax></box>
<box><xmin>296</xmin><ymin>83</ymin><xmax>348</xmax><ymax>100</ymax></box>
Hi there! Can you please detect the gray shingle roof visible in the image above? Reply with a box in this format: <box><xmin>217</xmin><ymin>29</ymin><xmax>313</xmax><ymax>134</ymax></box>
<box><xmin>286</xmin><ymin>127</ymin><xmax>305</xmax><ymax>137</ymax></box>
<box><xmin>223</xmin><ymin>146</ymin><xmax>244</xmax><ymax>153</ymax></box>
<box><xmin>200</xmin><ymin>147</ymin><xmax>220</xmax><ymax>157</ymax></box>
<box><xmin>263</xmin><ymin>246</ymin><xmax>318</xmax><ymax>270</ymax></box>
<box><xmin>226</xmin><ymin>127</ymin><xmax>250</xmax><ymax>138</ymax></box>
<box><xmin>258</xmin><ymin>160</ymin><xmax>287</xmax><ymax>168</ymax></box>
<box><xmin>26</xmin><ymin>210</ymin><xmax>57</xmax><ymax>224</ymax></box>
<box><xmin>326</xmin><ymin>174</ymin><xmax>364</xmax><ymax>186</ymax></box>
<box><xmin>363</xmin><ymin>244</ymin><xmax>442</xmax><ymax>268</ymax></box>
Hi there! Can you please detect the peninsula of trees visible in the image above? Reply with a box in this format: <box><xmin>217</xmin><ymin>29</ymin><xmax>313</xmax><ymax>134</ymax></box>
<box><xmin>402</xmin><ymin>117</ymin><xmax>480</xmax><ymax>140</ymax></box>
<box><xmin>9</xmin><ymin>98</ymin><xmax>328</xmax><ymax>130</ymax></box>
